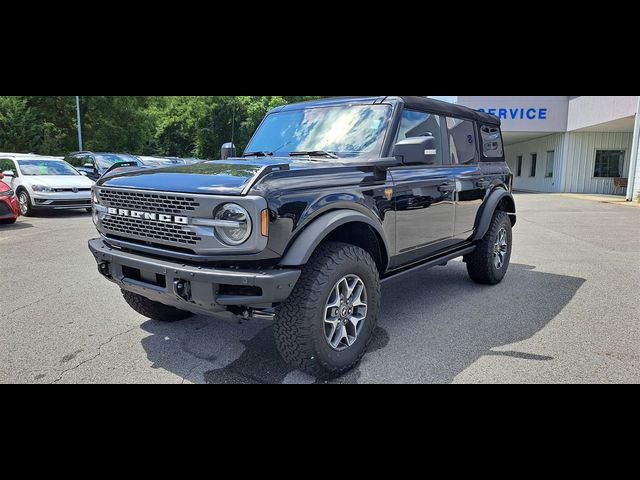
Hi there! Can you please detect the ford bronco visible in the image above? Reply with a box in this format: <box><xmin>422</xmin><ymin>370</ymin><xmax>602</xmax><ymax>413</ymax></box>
<box><xmin>89</xmin><ymin>96</ymin><xmax>516</xmax><ymax>378</ymax></box>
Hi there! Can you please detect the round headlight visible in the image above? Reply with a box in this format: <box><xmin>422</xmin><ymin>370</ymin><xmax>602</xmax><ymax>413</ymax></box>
<box><xmin>214</xmin><ymin>203</ymin><xmax>252</xmax><ymax>246</ymax></box>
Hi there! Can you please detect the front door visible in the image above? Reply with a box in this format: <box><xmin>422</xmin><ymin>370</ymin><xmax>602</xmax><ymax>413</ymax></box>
<box><xmin>0</xmin><ymin>159</ymin><xmax>18</xmax><ymax>189</ymax></box>
<box><xmin>389</xmin><ymin>110</ymin><xmax>455</xmax><ymax>267</ymax></box>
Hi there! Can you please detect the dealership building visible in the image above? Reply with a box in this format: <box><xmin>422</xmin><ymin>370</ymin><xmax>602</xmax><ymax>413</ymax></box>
<box><xmin>457</xmin><ymin>96</ymin><xmax>640</xmax><ymax>200</ymax></box>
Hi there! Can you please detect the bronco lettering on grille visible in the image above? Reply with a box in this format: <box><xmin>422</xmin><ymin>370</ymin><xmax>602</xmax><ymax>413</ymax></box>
<box><xmin>107</xmin><ymin>207</ymin><xmax>188</xmax><ymax>225</ymax></box>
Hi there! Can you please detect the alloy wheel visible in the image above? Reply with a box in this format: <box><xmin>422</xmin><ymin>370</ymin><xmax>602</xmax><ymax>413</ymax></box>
<box><xmin>324</xmin><ymin>275</ymin><xmax>368</xmax><ymax>352</ymax></box>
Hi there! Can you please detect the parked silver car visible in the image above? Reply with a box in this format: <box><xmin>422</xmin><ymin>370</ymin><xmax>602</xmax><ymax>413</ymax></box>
<box><xmin>0</xmin><ymin>155</ymin><xmax>95</xmax><ymax>216</ymax></box>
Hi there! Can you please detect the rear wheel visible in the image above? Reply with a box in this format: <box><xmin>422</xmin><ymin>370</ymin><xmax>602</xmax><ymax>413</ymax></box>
<box><xmin>122</xmin><ymin>290</ymin><xmax>193</xmax><ymax>323</ymax></box>
<box><xmin>0</xmin><ymin>218</ymin><xmax>17</xmax><ymax>224</ymax></box>
<box><xmin>18</xmin><ymin>191</ymin><xmax>34</xmax><ymax>217</ymax></box>
<box><xmin>274</xmin><ymin>242</ymin><xmax>380</xmax><ymax>379</ymax></box>
<box><xmin>466</xmin><ymin>210</ymin><xmax>513</xmax><ymax>285</ymax></box>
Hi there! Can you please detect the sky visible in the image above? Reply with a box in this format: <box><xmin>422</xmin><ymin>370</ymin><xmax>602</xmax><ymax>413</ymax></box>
<box><xmin>429</xmin><ymin>96</ymin><xmax>457</xmax><ymax>104</ymax></box>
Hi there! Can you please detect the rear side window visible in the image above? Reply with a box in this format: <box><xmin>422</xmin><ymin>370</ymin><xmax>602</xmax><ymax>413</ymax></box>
<box><xmin>481</xmin><ymin>125</ymin><xmax>504</xmax><ymax>159</ymax></box>
<box><xmin>446</xmin><ymin>118</ymin><xmax>477</xmax><ymax>165</ymax></box>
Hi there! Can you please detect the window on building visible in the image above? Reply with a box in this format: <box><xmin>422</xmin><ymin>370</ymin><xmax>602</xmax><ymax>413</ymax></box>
<box><xmin>545</xmin><ymin>151</ymin><xmax>555</xmax><ymax>178</ymax></box>
<box><xmin>530</xmin><ymin>153</ymin><xmax>538</xmax><ymax>177</ymax></box>
<box><xmin>594</xmin><ymin>150</ymin><xmax>625</xmax><ymax>178</ymax></box>
<box><xmin>480</xmin><ymin>125</ymin><xmax>504</xmax><ymax>159</ymax></box>
<box><xmin>446</xmin><ymin>117</ymin><xmax>477</xmax><ymax>165</ymax></box>
<box><xmin>516</xmin><ymin>156</ymin><xmax>523</xmax><ymax>177</ymax></box>
<box><xmin>395</xmin><ymin>110</ymin><xmax>443</xmax><ymax>166</ymax></box>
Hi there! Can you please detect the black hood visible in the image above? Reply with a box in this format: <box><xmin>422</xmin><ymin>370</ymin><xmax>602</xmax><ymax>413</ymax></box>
<box><xmin>97</xmin><ymin>158</ymin><xmax>324</xmax><ymax>195</ymax></box>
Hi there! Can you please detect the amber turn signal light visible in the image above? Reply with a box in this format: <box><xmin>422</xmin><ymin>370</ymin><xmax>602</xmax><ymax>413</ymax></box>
<box><xmin>261</xmin><ymin>209</ymin><xmax>269</xmax><ymax>237</ymax></box>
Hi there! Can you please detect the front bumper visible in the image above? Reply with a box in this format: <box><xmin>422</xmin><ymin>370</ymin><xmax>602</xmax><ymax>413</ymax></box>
<box><xmin>89</xmin><ymin>238</ymin><xmax>301</xmax><ymax>316</ymax></box>
<box><xmin>32</xmin><ymin>192</ymin><xmax>91</xmax><ymax>210</ymax></box>
<box><xmin>0</xmin><ymin>196</ymin><xmax>19</xmax><ymax>219</ymax></box>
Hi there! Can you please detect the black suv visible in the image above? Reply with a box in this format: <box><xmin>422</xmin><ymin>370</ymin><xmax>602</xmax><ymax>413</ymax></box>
<box><xmin>89</xmin><ymin>96</ymin><xmax>516</xmax><ymax>378</ymax></box>
<box><xmin>65</xmin><ymin>152</ymin><xmax>143</xmax><ymax>181</ymax></box>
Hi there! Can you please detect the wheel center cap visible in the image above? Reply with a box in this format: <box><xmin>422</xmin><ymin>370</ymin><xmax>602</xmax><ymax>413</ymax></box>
<box><xmin>341</xmin><ymin>307</ymin><xmax>348</xmax><ymax>317</ymax></box>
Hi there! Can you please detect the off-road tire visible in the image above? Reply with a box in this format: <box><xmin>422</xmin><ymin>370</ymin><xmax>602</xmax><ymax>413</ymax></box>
<box><xmin>122</xmin><ymin>290</ymin><xmax>193</xmax><ymax>322</ymax></box>
<box><xmin>466</xmin><ymin>210</ymin><xmax>512</xmax><ymax>285</ymax></box>
<box><xmin>274</xmin><ymin>241</ymin><xmax>381</xmax><ymax>379</ymax></box>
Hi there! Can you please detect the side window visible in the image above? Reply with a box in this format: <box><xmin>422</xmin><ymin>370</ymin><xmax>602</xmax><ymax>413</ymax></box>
<box><xmin>480</xmin><ymin>125</ymin><xmax>504</xmax><ymax>159</ymax></box>
<box><xmin>446</xmin><ymin>118</ymin><xmax>478</xmax><ymax>165</ymax></box>
<box><xmin>0</xmin><ymin>159</ymin><xmax>18</xmax><ymax>176</ymax></box>
<box><xmin>396</xmin><ymin>109</ymin><xmax>444</xmax><ymax>166</ymax></box>
<box><xmin>66</xmin><ymin>155</ymin><xmax>85</xmax><ymax>168</ymax></box>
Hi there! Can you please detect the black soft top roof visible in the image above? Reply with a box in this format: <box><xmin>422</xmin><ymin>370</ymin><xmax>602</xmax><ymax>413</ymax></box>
<box><xmin>398</xmin><ymin>96</ymin><xmax>500</xmax><ymax>125</ymax></box>
<box><xmin>277</xmin><ymin>96</ymin><xmax>500</xmax><ymax>126</ymax></box>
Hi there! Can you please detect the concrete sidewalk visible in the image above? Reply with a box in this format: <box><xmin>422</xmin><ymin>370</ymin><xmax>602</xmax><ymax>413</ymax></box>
<box><xmin>556</xmin><ymin>193</ymin><xmax>638</xmax><ymax>208</ymax></box>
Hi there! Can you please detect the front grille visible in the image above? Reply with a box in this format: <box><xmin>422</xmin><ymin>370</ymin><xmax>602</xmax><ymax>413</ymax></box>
<box><xmin>99</xmin><ymin>189</ymin><xmax>200</xmax><ymax>215</ymax></box>
<box><xmin>102</xmin><ymin>215</ymin><xmax>202</xmax><ymax>246</ymax></box>
<box><xmin>54</xmin><ymin>188</ymin><xmax>91</xmax><ymax>193</ymax></box>
<box><xmin>0</xmin><ymin>201</ymin><xmax>12</xmax><ymax>216</ymax></box>
<box><xmin>48</xmin><ymin>200</ymin><xmax>91</xmax><ymax>206</ymax></box>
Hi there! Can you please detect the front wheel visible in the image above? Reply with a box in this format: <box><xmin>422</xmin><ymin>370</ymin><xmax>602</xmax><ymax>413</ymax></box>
<box><xmin>274</xmin><ymin>242</ymin><xmax>381</xmax><ymax>379</ymax></box>
<box><xmin>466</xmin><ymin>210</ymin><xmax>513</xmax><ymax>285</ymax></box>
<box><xmin>18</xmin><ymin>191</ymin><xmax>34</xmax><ymax>217</ymax></box>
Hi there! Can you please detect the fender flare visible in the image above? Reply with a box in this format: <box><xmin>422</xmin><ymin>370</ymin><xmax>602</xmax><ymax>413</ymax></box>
<box><xmin>472</xmin><ymin>189</ymin><xmax>517</xmax><ymax>242</ymax></box>
<box><xmin>279</xmin><ymin>210</ymin><xmax>389</xmax><ymax>267</ymax></box>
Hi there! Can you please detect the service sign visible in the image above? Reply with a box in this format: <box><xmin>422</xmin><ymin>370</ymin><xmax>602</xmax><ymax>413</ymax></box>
<box><xmin>458</xmin><ymin>96</ymin><xmax>569</xmax><ymax>133</ymax></box>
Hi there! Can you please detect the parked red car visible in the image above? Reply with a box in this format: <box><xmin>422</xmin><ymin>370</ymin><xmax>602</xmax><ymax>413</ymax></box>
<box><xmin>0</xmin><ymin>172</ymin><xmax>20</xmax><ymax>224</ymax></box>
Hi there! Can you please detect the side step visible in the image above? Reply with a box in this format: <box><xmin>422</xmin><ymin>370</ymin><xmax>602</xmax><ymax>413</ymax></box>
<box><xmin>381</xmin><ymin>245</ymin><xmax>476</xmax><ymax>284</ymax></box>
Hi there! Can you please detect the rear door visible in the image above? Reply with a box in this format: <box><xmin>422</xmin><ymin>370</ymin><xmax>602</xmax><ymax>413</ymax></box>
<box><xmin>390</xmin><ymin>109</ymin><xmax>456</xmax><ymax>267</ymax></box>
<box><xmin>445</xmin><ymin>117</ymin><xmax>486</xmax><ymax>239</ymax></box>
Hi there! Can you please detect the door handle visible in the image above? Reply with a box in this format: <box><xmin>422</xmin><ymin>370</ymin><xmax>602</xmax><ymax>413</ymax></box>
<box><xmin>438</xmin><ymin>183</ymin><xmax>456</xmax><ymax>193</ymax></box>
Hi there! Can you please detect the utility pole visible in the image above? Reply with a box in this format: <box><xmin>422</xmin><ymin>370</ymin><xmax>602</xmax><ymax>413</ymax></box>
<box><xmin>76</xmin><ymin>96</ymin><xmax>84</xmax><ymax>151</ymax></box>
<box><xmin>231</xmin><ymin>100</ymin><xmax>237</xmax><ymax>145</ymax></box>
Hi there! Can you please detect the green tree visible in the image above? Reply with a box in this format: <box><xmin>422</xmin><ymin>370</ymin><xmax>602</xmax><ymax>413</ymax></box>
<box><xmin>0</xmin><ymin>95</ymin><xmax>329</xmax><ymax>158</ymax></box>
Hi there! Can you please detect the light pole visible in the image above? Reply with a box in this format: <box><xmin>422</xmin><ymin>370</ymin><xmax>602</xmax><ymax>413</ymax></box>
<box><xmin>75</xmin><ymin>96</ymin><xmax>84</xmax><ymax>151</ymax></box>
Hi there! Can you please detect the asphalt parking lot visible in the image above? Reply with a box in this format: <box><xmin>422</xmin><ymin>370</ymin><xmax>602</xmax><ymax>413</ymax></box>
<box><xmin>1</xmin><ymin>193</ymin><xmax>639</xmax><ymax>384</ymax></box>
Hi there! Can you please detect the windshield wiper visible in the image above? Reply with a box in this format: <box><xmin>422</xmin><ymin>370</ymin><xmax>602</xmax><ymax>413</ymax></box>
<box><xmin>243</xmin><ymin>151</ymin><xmax>273</xmax><ymax>158</ymax></box>
<box><xmin>289</xmin><ymin>151</ymin><xmax>339</xmax><ymax>159</ymax></box>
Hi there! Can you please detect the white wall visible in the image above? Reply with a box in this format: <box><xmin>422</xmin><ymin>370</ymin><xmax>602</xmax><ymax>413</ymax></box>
<box><xmin>568</xmin><ymin>96</ymin><xmax>638</xmax><ymax>131</ymax></box>
<box><xmin>561</xmin><ymin>132</ymin><xmax>634</xmax><ymax>194</ymax></box>
<box><xmin>506</xmin><ymin>131</ymin><xmax>634</xmax><ymax>194</ymax></box>
<box><xmin>505</xmin><ymin>134</ymin><xmax>565</xmax><ymax>192</ymax></box>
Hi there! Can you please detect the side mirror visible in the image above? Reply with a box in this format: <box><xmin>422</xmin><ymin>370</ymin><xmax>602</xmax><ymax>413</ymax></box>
<box><xmin>1</xmin><ymin>170</ymin><xmax>15</xmax><ymax>178</ymax></box>
<box><xmin>83</xmin><ymin>163</ymin><xmax>96</xmax><ymax>170</ymax></box>
<box><xmin>221</xmin><ymin>142</ymin><xmax>237</xmax><ymax>161</ymax></box>
<box><xmin>394</xmin><ymin>136</ymin><xmax>439</xmax><ymax>165</ymax></box>
<box><xmin>79</xmin><ymin>171</ymin><xmax>88</xmax><ymax>177</ymax></box>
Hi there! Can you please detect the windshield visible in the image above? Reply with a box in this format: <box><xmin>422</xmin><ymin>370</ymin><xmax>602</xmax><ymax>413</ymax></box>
<box><xmin>18</xmin><ymin>160</ymin><xmax>80</xmax><ymax>176</ymax></box>
<box><xmin>246</xmin><ymin>105</ymin><xmax>392</xmax><ymax>159</ymax></box>
<box><xmin>95</xmin><ymin>154</ymin><xmax>142</xmax><ymax>170</ymax></box>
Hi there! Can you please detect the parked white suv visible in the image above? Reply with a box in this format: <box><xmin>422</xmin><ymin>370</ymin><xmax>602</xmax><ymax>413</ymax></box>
<box><xmin>0</xmin><ymin>155</ymin><xmax>95</xmax><ymax>216</ymax></box>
